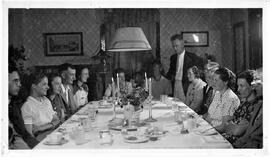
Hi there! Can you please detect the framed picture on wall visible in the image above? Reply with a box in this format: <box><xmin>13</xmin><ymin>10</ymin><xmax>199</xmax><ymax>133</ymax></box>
<box><xmin>182</xmin><ymin>31</ymin><xmax>209</xmax><ymax>47</ymax></box>
<box><xmin>44</xmin><ymin>32</ymin><xmax>83</xmax><ymax>56</ymax></box>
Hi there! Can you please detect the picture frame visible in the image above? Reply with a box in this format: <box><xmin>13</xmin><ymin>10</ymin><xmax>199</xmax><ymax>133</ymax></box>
<box><xmin>182</xmin><ymin>31</ymin><xmax>209</xmax><ymax>47</ymax></box>
<box><xmin>44</xmin><ymin>32</ymin><xmax>83</xmax><ymax>56</ymax></box>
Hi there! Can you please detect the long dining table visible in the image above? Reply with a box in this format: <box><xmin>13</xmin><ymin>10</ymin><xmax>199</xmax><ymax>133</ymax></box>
<box><xmin>34</xmin><ymin>98</ymin><xmax>233</xmax><ymax>149</ymax></box>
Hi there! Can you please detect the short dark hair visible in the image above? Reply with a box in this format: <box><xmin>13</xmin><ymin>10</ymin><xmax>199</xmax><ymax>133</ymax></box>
<box><xmin>170</xmin><ymin>34</ymin><xmax>183</xmax><ymax>41</ymax></box>
<box><xmin>215</xmin><ymin>67</ymin><xmax>236</xmax><ymax>90</ymax></box>
<box><xmin>237</xmin><ymin>70</ymin><xmax>255</xmax><ymax>86</ymax></box>
<box><xmin>152</xmin><ymin>60</ymin><xmax>165</xmax><ymax>75</ymax></box>
<box><xmin>8</xmin><ymin>66</ymin><xmax>18</xmax><ymax>74</ymax></box>
<box><xmin>59</xmin><ymin>63</ymin><xmax>75</xmax><ymax>73</ymax></box>
<box><xmin>189</xmin><ymin>66</ymin><xmax>201</xmax><ymax>78</ymax></box>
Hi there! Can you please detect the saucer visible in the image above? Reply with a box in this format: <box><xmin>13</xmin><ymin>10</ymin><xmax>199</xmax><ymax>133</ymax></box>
<box><xmin>123</xmin><ymin>135</ymin><xmax>149</xmax><ymax>144</ymax></box>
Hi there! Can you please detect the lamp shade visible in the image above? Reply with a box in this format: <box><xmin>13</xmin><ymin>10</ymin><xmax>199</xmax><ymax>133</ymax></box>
<box><xmin>108</xmin><ymin>27</ymin><xmax>152</xmax><ymax>52</ymax></box>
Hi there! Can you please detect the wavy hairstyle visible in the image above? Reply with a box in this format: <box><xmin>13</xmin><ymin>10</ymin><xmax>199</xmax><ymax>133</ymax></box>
<box><xmin>214</xmin><ymin>67</ymin><xmax>236</xmax><ymax>91</ymax></box>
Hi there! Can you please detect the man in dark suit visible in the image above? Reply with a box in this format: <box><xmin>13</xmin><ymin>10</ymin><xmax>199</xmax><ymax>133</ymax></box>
<box><xmin>167</xmin><ymin>34</ymin><xmax>204</xmax><ymax>101</ymax></box>
<box><xmin>59</xmin><ymin>63</ymin><xmax>77</xmax><ymax>116</ymax></box>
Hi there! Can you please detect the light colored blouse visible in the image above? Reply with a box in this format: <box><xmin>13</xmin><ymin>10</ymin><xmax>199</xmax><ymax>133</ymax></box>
<box><xmin>185</xmin><ymin>79</ymin><xmax>206</xmax><ymax>111</ymax></box>
<box><xmin>208</xmin><ymin>88</ymin><xmax>240</xmax><ymax>127</ymax></box>
<box><xmin>21</xmin><ymin>96</ymin><xmax>56</xmax><ymax>126</ymax></box>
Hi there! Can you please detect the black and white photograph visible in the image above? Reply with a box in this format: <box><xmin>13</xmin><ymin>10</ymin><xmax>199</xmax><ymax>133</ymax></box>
<box><xmin>2</xmin><ymin>0</ymin><xmax>269</xmax><ymax>157</ymax></box>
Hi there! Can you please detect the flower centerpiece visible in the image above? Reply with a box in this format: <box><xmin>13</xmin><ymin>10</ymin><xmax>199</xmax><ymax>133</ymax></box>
<box><xmin>118</xmin><ymin>87</ymin><xmax>149</xmax><ymax>111</ymax></box>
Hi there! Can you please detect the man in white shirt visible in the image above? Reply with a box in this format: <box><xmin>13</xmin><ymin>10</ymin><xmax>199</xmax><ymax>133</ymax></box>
<box><xmin>167</xmin><ymin>34</ymin><xmax>204</xmax><ymax>101</ymax></box>
<box><xmin>59</xmin><ymin>63</ymin><xmax>77</xmax><ymax>115</ymax></box>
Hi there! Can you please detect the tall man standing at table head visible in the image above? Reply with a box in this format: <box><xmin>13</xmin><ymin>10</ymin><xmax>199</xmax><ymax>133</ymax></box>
<box><xmin>167</xmin><ymin>33</ymin><xmax>204</xmax><ymax>101</ymax></box>
<box><xmin>59</xmin><ymin>63</ymin><xmax>77</xmax><ymax>116</ymax></box>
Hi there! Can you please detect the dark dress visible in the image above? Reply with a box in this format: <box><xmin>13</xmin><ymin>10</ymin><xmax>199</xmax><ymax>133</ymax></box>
<box><xmin>233</xmin><ymin>99</ymin><xmax>263</xmax><ymax>148</ymax></box>
<box><xmin>223</xmin><ymin>97</ymin><xmax>262</xmax><ymax>144</ymax></box>
<box><xmin>50</xmin><ymin>94</ymin><xmax>68</xmax><ymax>122</ymax></box>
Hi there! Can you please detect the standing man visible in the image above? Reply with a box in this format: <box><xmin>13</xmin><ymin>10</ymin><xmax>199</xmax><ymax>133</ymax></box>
<box><xmin>9</xmin><ymin>66</ymin><xmax>39</xmax><ymax>149</ymax></box>
<box><xmin>59</xmin><ymin>63</ymin><xmax>77</xmax><ymax>116</ymax></box>
<box><xmin>167</xmin><ymin>34</ymin><xmax>204</xmax><ymax>101</ymax></box>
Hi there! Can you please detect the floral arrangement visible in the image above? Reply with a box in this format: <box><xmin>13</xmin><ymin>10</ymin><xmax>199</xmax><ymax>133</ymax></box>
<box><xmin>118</xmin><ymin>87</ymin><xmax>149</xmax><ymax>111</ymax></box>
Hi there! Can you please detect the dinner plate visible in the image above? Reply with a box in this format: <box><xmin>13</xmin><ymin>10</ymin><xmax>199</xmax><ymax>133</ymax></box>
<box><xmin>123</xmin><ymin>135</ymin><xmax>149</xmax><ymax>144</ymax></box>
<box><xmin>43</xmin><ymin>138</ymin><xmax>68</xmax><ymax>146</ymax></box>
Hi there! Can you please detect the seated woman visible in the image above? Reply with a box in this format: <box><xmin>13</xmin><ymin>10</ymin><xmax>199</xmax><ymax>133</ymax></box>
<box><xmin>73</xmin><ymin>67</ymin><xmax>89</xmax><ymax>108</ymax></box>
<box><xmin>104</xmin><ymin>68</ymin><xmax>133</xmax><ymax>98</ymax></box>
<box><xmin>21</xmin><ymin>73</ymin><xmax>60</xmax><ymax>141</ymax></box>
<box><xmin>185</xmin><ymin>66</ymin><xmax>206</xmax><ymax>113</ymax></box>
<box><xmin>221</xmin><ymin>70</ymin><xmax>263</xmax><ymax>146</ymax></box>
<box><xmin>47</xmin><ymin>74</ymin><xmax>67</xmax><ymax>123</ymax></box>
<box><xmin>151</xmin><ymin>61</ymin><xmax>172</xmax><ymax>100</ymax></box>
<box><xmin>199</xmin><ymin>62</ymin><xmax>220</xmax><ymax>114</ymax></box>
<box><xmin>204</xmin><ymin>67</ymin><xmax>240</xmax><ymax>127</ymax></box>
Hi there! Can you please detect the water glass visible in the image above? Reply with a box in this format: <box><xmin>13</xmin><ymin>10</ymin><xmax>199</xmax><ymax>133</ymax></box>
<box><xmin>74</xmin><ymin>126</ymin><xmax>86</xmax><ymax>145</ymax></box>
<box><xmin>160</xmin><ymin>95</ymin><xmax>167</xmax><ymax>103</ymax></box>
<box><xmin>80</xmin><ymin>117</ymin><xmax>92</xmax><ymax>131</ymax></box>
<box><xmin>88</xmin><ymin>106</ymin><xmax>97</xmax><ymax>121</ymax></box>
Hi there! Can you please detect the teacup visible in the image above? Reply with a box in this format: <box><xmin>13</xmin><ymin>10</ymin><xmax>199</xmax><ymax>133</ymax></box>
<box><xmin>47</xmin><ymin>132</ymin><xmax>63</xmax><ymax>143</ymax></box>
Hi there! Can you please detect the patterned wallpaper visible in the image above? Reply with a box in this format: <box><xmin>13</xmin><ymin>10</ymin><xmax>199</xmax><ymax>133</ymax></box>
<box><xmin>159</xmin><ymin>9</ymin><xmax>233</xmax><ymax>72</ymax></box>
<box><xmin>9</xmin><ymin>9</ymin><xmax>235</xmax><ymax>71</ymax></box>
<box><xmin>9</xmin><ymin>9</ymin><xmax>101</xmax><ymax>67</ymax></box>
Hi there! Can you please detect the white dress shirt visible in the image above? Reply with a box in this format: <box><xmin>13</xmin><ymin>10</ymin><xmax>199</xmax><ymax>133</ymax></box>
<box><xmin>175</xmin><ymin>50</ymin><xmax>185</xmax><ymax>80</ymax></box>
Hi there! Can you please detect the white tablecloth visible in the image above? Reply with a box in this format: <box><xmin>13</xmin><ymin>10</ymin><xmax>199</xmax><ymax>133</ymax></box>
<box><xmin>34</xmin><ymin>100</ymin><xmax>232</xmax><ymax>149</ymax></box>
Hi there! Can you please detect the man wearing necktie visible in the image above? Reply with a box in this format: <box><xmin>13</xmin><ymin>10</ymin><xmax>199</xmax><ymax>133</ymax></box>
<box><xmin>59</xmin><ymin>63</ymin><xmax>77</xmax><ymax>116</ymax></box>
<box><xmin>167</xmin><ymin>34</ymin><xmax>204</xmax><ymax>102</ymax></box>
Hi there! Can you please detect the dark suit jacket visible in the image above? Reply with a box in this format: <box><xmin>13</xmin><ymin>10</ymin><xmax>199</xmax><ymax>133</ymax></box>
<box><xmin>166</xmin><ymin>51</ymin><xmax>204</xmax><ymax>95</ymax></box>
<box><xmin>9</xmin><ymin>98</ymin><xmax>39</xmax><ymax>148</ymax></box>
<box><xmin>59</xmin><ymin>84</ymin><xmax>77</xmax><ymax>116</ymax></box>
<box><xmin>234</xmin><ymin>99</ymin><xmax>263</xmax><ymax>148</ymax></box>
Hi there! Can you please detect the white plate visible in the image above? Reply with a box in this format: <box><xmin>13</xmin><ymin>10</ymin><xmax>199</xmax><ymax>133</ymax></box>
<box><xmin>124</xmin><ymin>135</ymin><xmax>149</xmax><ymax>144</ymax></box>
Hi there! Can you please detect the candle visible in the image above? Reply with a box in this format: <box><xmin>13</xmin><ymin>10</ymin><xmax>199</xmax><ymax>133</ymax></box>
<box><xmin>145</xmin><ymin>72</ymin><xmax>148</xmax><ymax>91</ymax></box>
<box><xmin>117</xmin><ymin>73</ymin><xmax>120</xmax><ymax>96</ymax></box>
<box><xmin>149</xmin><ymin>78</ymin><xmax>152</xmax><ymax>96</ymax></box>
